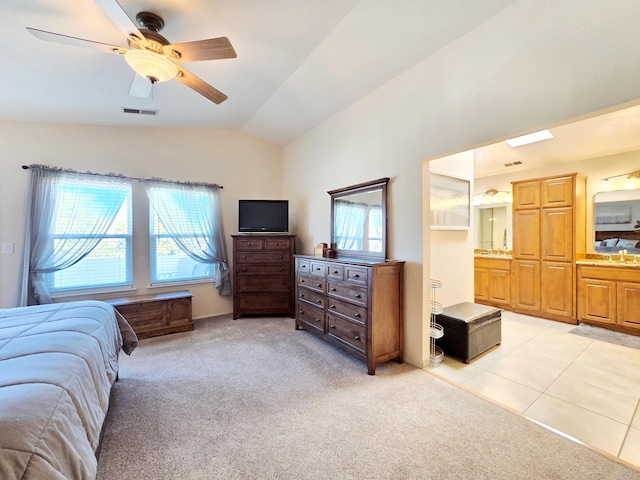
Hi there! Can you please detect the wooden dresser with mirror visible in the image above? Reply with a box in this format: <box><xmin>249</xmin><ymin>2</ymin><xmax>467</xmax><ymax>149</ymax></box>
<box><xmin>294</xmin><ymin>178</ymin><xmax>405</xmax><ymax>374</ymax></box>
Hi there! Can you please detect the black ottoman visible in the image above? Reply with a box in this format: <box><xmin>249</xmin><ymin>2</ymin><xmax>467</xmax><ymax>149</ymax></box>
<box><xmin>435</xmin><ymin>302</ymin><xmax>501</xmax><ymax>364</ymax></box>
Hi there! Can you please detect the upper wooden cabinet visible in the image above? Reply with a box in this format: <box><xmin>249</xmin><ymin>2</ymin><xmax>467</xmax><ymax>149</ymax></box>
<box><xmin>513</xmin><ymin>209</ymin><xmax>540</xmax><ymax>259</ymax></box>
<box><xmin>541</xmin><ymin>207</ymin><xmax>574</xmax><ymax>262</ymax></box>
<box><xmin>541</xmin><ymin>175</ymin><xmax>575</xmax><ymax>208</ymax></box>
<box><xmin>513</xmin><ymin>180</ymin><xmax>540</xmax><ymax>209</ymax></box>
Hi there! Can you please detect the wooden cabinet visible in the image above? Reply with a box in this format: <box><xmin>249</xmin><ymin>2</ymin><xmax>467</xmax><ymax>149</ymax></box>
<box><xmin>294</xmin><ymin>255</ymin><xmax>404</xmax><ymax>375</ymax></box>
<box><xmin>106</xmin><ymin>291</ymin><xmax>193</xmax><ymax>339</ymax></box>
<box><xmin>511</xmin><ymin>173</ymin><xmax>585</xmax><ymax>323</ymax></box>
<box><xmin>232</xmin><ymin>234</ymin><xmax>295</xmax><ymax>319</ymax></box>
<box><xmin>577</xmin><ymin>265</ymin><xmax>640</xmax><ymax>333</ymax></box>
<box><xmin>474</xmin><ymin>256</ymin><xmax>512</xmax><ymax>309</ymax></box>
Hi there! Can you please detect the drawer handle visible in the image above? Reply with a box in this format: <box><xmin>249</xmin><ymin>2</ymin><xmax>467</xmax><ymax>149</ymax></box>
<box><xmin>354</xmin><ymin>313</ymin><xmax>361</xmax><ymax>318</ymax></box>
<box><xmin>329</xmin><ymin>324</ymin><xmax>336</xmax><ymax>329</ymax></box>
<box><xmin>315</xmin><ymin>267</ymin><xmax>321</xmax><ymax>271</ymax></box>
<box><xmin>301</xmin><ymin>279</ymin><xmax>305</xmax><ymax>283</ymax></box>
<box><xmin>329</xmin><ymin>304</ymin><xmax>336</xmax><ymax>309</ymax></box>
<box><xmin>354</xmin><ymin>336</ymin><xmax>360</xmax><ymax>341</ymax></box>
<box><xmin>330</xmin><ymin>288</ymin><xmax>336</xmax><ymax>292</ymax></box>
<box><xmin>332</xmin><ymin>270</ymin><xmax>338</xmax><ymax>274</ymax></box>
<box><xmin>316</xmin><ymin>318</ymin><xmax>321</xmax><ymax>323</ymax></box>
<box><xmin>353</xmin><ymin>274</ymin><xmax>360</xmax><ymax>279</ymax></box>
<box><xmin>316</xmin><ymin>300</ymin><xmax>322</xmax><ymax>304</ymax></box>
<box><xmin>299</xmin><ymin>294</ymin><xmax>305</xmax><ymax>298</ymax></box>
<box><xmin>299</xmin><ymin>310</ymin><xmax>304</xmax><ymax>314</ymax></box>
<box><xmin>241</xmin><ymin>267</ymin><xmax>247</xmax><ymax>272</ymax></box>
<box><xmin>316</xmin><ymin>283</ymin><xmax>322</xmax><ymax>288</ymax></box>
<box><xmin>354</xmin><ymin>294</ymin><xmax>361</xmax><ymax>299</ymax></box>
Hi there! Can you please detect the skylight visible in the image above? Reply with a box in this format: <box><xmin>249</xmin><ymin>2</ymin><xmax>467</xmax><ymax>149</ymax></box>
<box><xmin>505</xmin><ymin>129</ymin><xmax>553</xmax><ymax>147</ymax></box>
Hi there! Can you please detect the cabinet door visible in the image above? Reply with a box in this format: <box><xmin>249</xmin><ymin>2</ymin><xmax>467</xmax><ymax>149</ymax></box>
<box><xmin>578</xmin><ymin>277</ymin><xmax>616</xmax><ymax>325</ymax></box>
<box><xmin>513</xmin><ymin>209</ymin><xmax>540</xmax><ymax>259</ymax></box>
<box><xmin>541</xmin><ymin>262</ymin><xmax>574</xmax><ymax>319</ymax></box>
<box><xmin>489</xmin><ymin>269</ymin><xmax>511</xmax><ymax>306</ymax></box>
<box><xmin>513</xmin><ymin>180</ymin><xmax>540</xmax><ymax>209</ymax></box>
<box><xmin>617</xmin><ymin>281</ymin><xmax>640</xmax><ymax>330</ymax></box>
<box><xmin>474</xmin><ymin>267</ymin><xmax>489</xmax><ymax>301</ymax></box>
<box><xmin>513</xmin><ymin>260</ymin><xmax>540</xmax><ymax>313</ymax></box>
<box><xmin>166</xmin><ymin>297</ymin><xmax>192</xmax><ymax>327</ymax></box>
<box><xmin>541</xmin><ymin>207</ymin><xmax>573</xmax><ymax>261</ymax></box>
<box><xmin>542</xmin><ymin>176</ymin><xmax>573</xmax><ymax>208</ymax></box>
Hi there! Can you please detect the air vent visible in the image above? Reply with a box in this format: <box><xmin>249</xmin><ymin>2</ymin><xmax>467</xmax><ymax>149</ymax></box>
<box><xmin>503</xmin><ymin>161</ymin><xmax>524</xmax><ymax>167</ymax></box>
<box><xmin>122</xmin><ymin>107</ymin><xmax>158</xmax><ymax>116</ymax></box>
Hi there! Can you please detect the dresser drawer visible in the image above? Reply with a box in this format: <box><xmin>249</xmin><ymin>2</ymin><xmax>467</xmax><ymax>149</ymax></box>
<box><xmin>237</xmin><ymin>275</ymin><xmax>290</xmax><ymax>292</ymax></box>
<box><xmin>327</xmin><ymin>264</ymin><xmax>344</xmax><ymax>280</ymax></box>
<box><xmin>236</xmin><ymin>293</ymin><xmax>291</xmax><ymax>312</ymax></box>
<box><xmin>327</xmin><ymin>282</ymin><xmax>367</xmax><ymax>306</ymax></box>
<box><xmin>237</xmin><ymin>264</ymin><xmax>289</xmax><ymax>275</ymax></box>
<box><xmin>296</xmin><ymin>258</ymin><xmax>311</xmax><ymax>274</ymax></box>
<box><xmin>237</xmin><ymin>252</ymin><xmax>291</xmax><ymax>264</ymax></box>
<box><xmin>297</xmin><ymin>288</ymin><xmax>325</xmax><ymax>308</ymax></box>
<box><xmin>345</xmin><ymin>266</ymin><xmax>368</xmax><ymax>286</ymax></box>
<box><xmin>235</xmin><ymin>238</ymin><xmax>265</xmax><ymax>250</ymax></box>
<box><xmin>327</xmin><ymin>313</ymin><xmax>366</xmax><ymax>354</ymax></box>
<box><xmin>265</xmin><ymin>238</ymin><xmax>292</xmax><ymax>251</ymax></box>
<box><xmin>296</xmin><ymin>301</ymin><xmax>325</xmax><ymax>333</ymax></box>
<box><xmin>327</xmin><ymin>297</ymin><xmax>367</xmax><ymax>324</ymax></box>
<box><xmin>310</xmin><ymin>261</ymin><xmax>326</xmax><ymax>277</ymax></box>
<box><xmin>297</xmin><ymin>273</ymin><xmax>325</xmax><ymax>293</ymax></box>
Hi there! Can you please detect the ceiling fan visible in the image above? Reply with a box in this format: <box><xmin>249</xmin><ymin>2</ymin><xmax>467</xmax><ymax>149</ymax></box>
<box><xmin>26</xmin><ymin>0</ymin><xmax>237</xmax><ymax>104</ymax></box>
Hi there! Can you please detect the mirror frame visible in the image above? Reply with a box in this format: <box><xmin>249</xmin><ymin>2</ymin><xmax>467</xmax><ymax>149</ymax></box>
<box><xmin>328</xmin><ymin>177</ymin><xmax>389</xmax><ymax>260</ymax></box>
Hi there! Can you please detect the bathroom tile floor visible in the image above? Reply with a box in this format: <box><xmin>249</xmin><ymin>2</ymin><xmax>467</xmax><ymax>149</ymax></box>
<box><xmin>426</xmin><ymin>310</ymin><xmax>640</xmax><ymax>470</ymax></box>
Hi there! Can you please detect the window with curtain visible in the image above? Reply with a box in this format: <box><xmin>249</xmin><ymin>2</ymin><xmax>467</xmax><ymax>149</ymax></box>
<box><xmin>334</xmin><ymin>200</ymin><xmax>383</xmax><ymax>252</ymax></box>
<box><xmin>145</xmin><ymin>181</ymin><xmax>231</xmax><ymax>295</ymax></box>
<box><xmin>21</xmin><ymin>166</ymin><xmax>132</xmax><ymax>305</ymax></box>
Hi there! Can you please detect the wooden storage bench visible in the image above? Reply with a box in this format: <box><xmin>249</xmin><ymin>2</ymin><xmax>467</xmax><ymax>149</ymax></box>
<box><xmin>106</xmin><ymin>291</ymin><xmax>193</xmax><ymax>339</ymax></box>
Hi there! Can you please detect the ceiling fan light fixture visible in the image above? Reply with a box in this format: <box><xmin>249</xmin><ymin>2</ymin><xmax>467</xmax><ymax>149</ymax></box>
<box><xmin>125</xmin><ymin>49</ymin><xmax>177</xmax><ymax>83</ymax></box>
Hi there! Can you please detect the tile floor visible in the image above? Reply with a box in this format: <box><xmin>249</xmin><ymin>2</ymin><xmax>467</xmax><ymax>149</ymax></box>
<box><xmin>426</xmin><ymin>310</ymin><xmax>640</xmax><ymax>469</ymax></box>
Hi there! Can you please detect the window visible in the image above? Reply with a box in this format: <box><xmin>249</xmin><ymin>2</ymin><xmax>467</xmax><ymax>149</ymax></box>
<box><xmin>150</xmin><ymin>208</ymin><xmax>213</xmax><ymax>283</ymax></box>
<box><xmin>44</xmin><ymin>176</ymin><xmax>132</xmax><ymax>293</ymax></box>
<box><xmin>146</xmin><ymin>183</ymin><xmax>220</xmax><ymax>285</ymax></box>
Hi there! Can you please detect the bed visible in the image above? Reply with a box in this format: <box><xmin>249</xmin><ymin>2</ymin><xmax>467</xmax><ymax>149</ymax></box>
<box><xmin>594</xmin><ymin>229</ymin><xmax>640</xmax><ymax>254</ymax></box>
<box><xmin>0</xmin><ymin>300</ymin><xmax>138</xmax><ymax>480</ymax></box>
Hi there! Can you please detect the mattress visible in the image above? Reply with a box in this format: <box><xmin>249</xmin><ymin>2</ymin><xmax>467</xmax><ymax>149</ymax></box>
<box><xmin>0</xmin><ymin>300</ymin><xmax>137</xmax><ymax>480</ymax></box>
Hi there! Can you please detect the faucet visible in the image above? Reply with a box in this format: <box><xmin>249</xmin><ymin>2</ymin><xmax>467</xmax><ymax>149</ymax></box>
<box><xmin>619</xmin><ymin>249</ymin><xmax>628</xmax><ymax>262</ymax></box>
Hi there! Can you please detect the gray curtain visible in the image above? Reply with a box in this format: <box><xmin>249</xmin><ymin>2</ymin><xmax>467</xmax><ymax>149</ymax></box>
<box><xmin>19</xmin><ymin>166</ymin><xmax>129</xmax><ymax>306</ymax></box>
<box><xmin>145</xmin><ymin>181</ymin><xmax>231</xmax><ymax>296</ymax></box>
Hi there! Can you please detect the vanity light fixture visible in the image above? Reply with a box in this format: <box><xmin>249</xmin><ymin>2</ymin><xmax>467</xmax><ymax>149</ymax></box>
<box><xmin>505</xmin><ymin>129</ymin><xmax>553</xmax><ymax>147</ymax></box>
<box><xmin>599</xmin><ymin>170</ymin><xmax>640</xmax><ymax>191</ymax></box>
<box><xmin>473</xmin><ymin>189</ymin><xmax>513</xmax><ymax>205</ymax></box>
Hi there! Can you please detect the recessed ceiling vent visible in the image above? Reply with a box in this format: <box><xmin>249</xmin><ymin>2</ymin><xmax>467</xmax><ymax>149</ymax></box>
<box><xmin>122</xmin><ymin>107</ymin><xmax>159</xmax><ymax>116</ymax></box>
<box><xmin>504</xmin><ymin>161</ymin><xmax>524</xmax><ymax>167</ymax></box>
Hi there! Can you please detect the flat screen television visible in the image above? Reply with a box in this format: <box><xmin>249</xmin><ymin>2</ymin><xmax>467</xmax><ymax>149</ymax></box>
<box><xmin>238</xmin><ymin>200</ymin><xmax>289</xmax><ymax>233</ymax></box>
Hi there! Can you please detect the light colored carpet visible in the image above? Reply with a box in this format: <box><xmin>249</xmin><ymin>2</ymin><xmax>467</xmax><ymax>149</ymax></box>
<box><xmin>97</xmin><ymin>315</ymin><xmax>640</xmax><ymax>479</ymax></box>
<box><xmin>570</xmin><ymin>323</ymin><xmax>640</xmax><ymax>350</ymax></box>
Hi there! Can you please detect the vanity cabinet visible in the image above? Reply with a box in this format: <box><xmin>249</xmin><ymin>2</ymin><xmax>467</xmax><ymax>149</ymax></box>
<box><xmin>577</xmin><ymin>264</ymin><xmax>640</xmax><ymax>332</ymax></box>
<box><xmin>474</xmin><ymin>257</ymin><xmax>512</xmax><ymax>310</ymax></box>
<box><xmin>232</xmin><ymin>234</ymin><xmax>295</xmax><ymax>319</ymax></box>
<box><xmin>512</xmin><ymin>173</ymin><xmax>586</xmax><ymax>323</ymax></box>
<box><xmin>294</xmin><ymin>255</ymin><xmax>404</xmax><ymax>375</ymax></box>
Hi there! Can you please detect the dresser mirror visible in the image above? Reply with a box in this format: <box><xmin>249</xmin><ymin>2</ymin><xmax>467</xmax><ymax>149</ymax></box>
<box><xmin>328</xmin><ymin>177</ymin><xmax>389</xmax><ymax>259</ymax></box>
<box><xmin>593</xmin><ymin>187</ymin><xmax>640</xmax><ymax>253</ymax></box>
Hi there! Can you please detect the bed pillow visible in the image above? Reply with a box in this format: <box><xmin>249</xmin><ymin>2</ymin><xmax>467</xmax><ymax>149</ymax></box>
<box><xmin>602</xmin><ymin>238</ymin><xmax>619</xmax><ymax>247</ymax></box>
<box><xmin>594</xmin><ymin>241</ymin><xmax>602</xmax><ymax>247</ymax></box>
<box><xmin>616</xmin><ymin>239</ymin><xmax>638</xmax><ymax>249</ymax></box>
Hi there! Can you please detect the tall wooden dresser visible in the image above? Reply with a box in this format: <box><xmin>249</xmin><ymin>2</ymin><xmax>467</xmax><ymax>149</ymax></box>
<box><xmin>294</xmin><ymin>255</ymin><xmax>404</xmax><ymax>375</ymax></box>
<box><xmin>232</xmin><ymin>234</ymin><xmax>295</xmax><ymax>319</ymax></box>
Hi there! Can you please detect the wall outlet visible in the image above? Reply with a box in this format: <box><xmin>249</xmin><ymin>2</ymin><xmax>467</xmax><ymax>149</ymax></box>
<box><xmin>2</xmin><ymin>243</ymin><xmax>14</xmax><ymax>254</ymax></box>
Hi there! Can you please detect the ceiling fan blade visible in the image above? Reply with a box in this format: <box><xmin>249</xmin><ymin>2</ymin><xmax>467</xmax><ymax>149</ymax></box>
<box><xmin>174</xmin><ymin>67</ymin><xmax>228</xmax><ymax>104</ymax></box>
<box><xmin>26</xmin><ymin>27</ymin><xmax>126</xmax><ymax>54</ymax></box>
<box><xmin>93</xmin><ymin>0</ymin><xmax>144</xmax><ymax>42</ymax></box>
<box><xmin>129</xmin><ymin>74</ymin><xmax>152</xmax><ymax>98</ymax></box>
<box><xmin>163</xmin><ymin>37</ymin><xmax>237</xmax><ymax>63</ymax></box>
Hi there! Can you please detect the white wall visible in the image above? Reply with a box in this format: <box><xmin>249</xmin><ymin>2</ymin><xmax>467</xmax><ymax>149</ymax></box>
<box><xmin>0</xmin><ymin>121</ymin><xmax>283</xmax><ymax>317</ymax></box>
<box><xmin>283</xmin><ymin>0</ymin><xmax>640</xmax><ymax>368</ymax></box>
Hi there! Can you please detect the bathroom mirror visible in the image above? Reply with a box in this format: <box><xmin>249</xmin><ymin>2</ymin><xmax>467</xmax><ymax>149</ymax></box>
<box><xmin>328</xmin><ymin>177</ymin><xmax>389</xmax><ymax>260</ymax></box>
<box><xmin>475</xmin><ymin>205</ymin><xmax>511</xmax><ymax>250</ymax></box>
<box><xmin>593</xmin><ymin>188</ymin><xmax>640</xmax><ymax>253</ymax></box>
